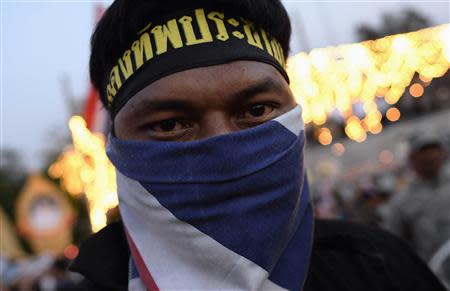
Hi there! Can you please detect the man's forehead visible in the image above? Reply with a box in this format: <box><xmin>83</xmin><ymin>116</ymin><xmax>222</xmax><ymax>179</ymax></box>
<box><xmin>127</xmin><ymin>60</ymin><xmax>288</xmax><ymax>106</ymax></box>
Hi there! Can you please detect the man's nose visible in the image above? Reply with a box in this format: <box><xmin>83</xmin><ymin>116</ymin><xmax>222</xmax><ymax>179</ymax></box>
<box><xmin>199</xmin><ymin>112</ymin><xmax>239</xmax><ymax>139</ymax></box>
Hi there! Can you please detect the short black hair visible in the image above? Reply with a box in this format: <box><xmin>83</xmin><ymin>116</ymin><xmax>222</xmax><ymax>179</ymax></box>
<box><xmin>90</xmin><ymin>0</ymin><xmax>292</xmax><ymax>108</ymax></box>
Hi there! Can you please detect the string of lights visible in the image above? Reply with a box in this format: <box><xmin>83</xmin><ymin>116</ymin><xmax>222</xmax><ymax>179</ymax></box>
<box><xmin>287</xmin><ymin>23</ymin><xmax>449</xmax><ymax>143</ymax></box>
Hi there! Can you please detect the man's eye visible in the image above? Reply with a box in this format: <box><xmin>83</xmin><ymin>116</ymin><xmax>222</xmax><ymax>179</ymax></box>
<box><xmin>245</xmin><ymin>104</ymin><xmax>275</xmax><ymax>118</ymax></box>
<box><xmin>153</xmin><ymin>119</ymin><xmax>185</xmax><ymax>132</ymax></box>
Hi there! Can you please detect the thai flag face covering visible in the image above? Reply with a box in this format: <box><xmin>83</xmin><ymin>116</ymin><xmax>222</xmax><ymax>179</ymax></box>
<box><xmin>107</xmin><ymin>106</ymin><xmax>313</xmax><ymax>291</ymax></box>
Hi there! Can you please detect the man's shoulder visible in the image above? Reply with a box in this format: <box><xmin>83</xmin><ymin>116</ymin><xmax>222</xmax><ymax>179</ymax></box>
<box><xmin>306</xmin><ymin>219</ymin><xmax>446</xmax><ymax>291</ymax></box>
<box><xmin>313</xmin><ymin>218</ymin><xmax>407</xmax><ymax>243</ymax></box>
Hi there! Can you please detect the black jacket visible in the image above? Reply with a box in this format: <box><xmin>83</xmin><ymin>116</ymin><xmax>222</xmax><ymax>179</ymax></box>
<box><xmin>70</xmin><ymin>219</ymin><xmax>447</xmax><ymax>291</ymax></box>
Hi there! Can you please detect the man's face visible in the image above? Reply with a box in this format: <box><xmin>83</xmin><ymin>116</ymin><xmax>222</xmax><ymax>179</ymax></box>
<box><xmin>114</xmin><ymin>61</ymin><xmax>297</xmax><ymax>141</ymax></box>
<box><xmin>410</xmin><ymin>144</ymin><xmax>449</xmax><ymax>179</ymax></box>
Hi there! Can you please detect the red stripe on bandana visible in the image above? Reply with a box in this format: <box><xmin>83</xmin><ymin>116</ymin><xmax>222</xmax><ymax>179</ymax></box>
<box><xmin>125</xmin><ymin>229</ymin><xmax>160</xmax><ymax>291</ymax></box>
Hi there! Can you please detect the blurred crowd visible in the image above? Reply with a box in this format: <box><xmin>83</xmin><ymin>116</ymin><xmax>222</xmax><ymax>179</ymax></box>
<box><xmin>311</xmin><ymin>132</ymin><xmax>450</xmax><ymax>287</ymax></box>
<box><xmin>0</xmin><ymin>255</ymin><xmax>84</xmax><ymax>291</ymax></box>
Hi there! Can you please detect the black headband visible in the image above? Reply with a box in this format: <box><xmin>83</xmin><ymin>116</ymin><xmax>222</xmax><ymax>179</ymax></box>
<box><xmin>104</xmin><ymin>8</ymin><xmax>289</xmax><ymax>117</ymax></box>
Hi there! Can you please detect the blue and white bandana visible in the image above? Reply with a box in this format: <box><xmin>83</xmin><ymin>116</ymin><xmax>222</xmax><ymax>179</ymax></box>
<box><xmin>107</xmin><ymin>106</ymin><xmax>313</xmax><ymax>291</ymax></box>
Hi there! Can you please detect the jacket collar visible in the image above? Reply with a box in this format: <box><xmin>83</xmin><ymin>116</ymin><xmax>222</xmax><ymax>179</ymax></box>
<box><xmin>69</xmin><ymin>222</ymin><xmax>130</xmax><ymax>290</ymax></box>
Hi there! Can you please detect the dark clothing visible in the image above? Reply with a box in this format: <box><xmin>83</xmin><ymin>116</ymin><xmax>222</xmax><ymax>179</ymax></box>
<box><xmin>70</xmin><ymin>220</ymin><xmax>446</xmax><ymax>291</ymax></box>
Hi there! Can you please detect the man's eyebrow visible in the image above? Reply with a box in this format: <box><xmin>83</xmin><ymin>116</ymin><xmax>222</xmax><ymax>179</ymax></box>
<box><xmin>231</xmin><ymin>77</ymin><xmax>283</xmax><ymax>101</ymax></box>
<box><xmin>129</xmin><ymin>77</ymin><xmax>283</xmax><ymax>115</ymax></box>
<box><xmin>132</xmin><ymin>99</ymin><xmax>195</xmax><ymax>114</ymax></box>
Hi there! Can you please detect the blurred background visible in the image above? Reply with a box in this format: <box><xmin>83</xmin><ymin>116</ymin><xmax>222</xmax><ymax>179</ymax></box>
<box><xmin>1</xmin><ymin>1</ymin><xmax>449</xmax><ymax>290</ymax></box>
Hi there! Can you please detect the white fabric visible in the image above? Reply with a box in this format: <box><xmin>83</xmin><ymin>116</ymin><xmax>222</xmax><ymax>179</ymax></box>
<box><xmin>274</xmin><ymin>105</ymin><xmax>303</xmax><ymax>137</ymax></box>
<box><xmin>129</xmin><ymin>278</ymin><xmax>147</xmax><ymax>291</ymax></box>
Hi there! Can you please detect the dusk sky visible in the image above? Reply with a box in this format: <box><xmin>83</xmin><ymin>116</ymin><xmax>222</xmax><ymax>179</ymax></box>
<box><xmin>2</xmin><ymin>0</ymin><xmax>449</xmax><ymax>170</ymax></box>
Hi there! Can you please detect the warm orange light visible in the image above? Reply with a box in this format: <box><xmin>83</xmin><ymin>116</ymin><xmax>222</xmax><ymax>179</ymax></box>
<box><xmin>318</xmin><ymin>128</ymin><xmax>333</xmax><ymax>146</ymax></box>
<box><xmin>409</xmin><ymin>83</ymin><xmax>424</xmax><ymax>98</ymax></box>
<box><xmin>419</xmin><ymin>74</ymin><xmax>432</xmax><ymax>83</ymax></box>
<box><xmin>369</xmin><ymin>123</ymin><xmax>383</xmax><ymax>135</ymax></box>
<box><xmin>345</xmin><ymin>117</ymin><xmax>367</xmax><ymax>142</ymax></box>
<box><xmin>386</xmin><ymin>107</ymin><xmax>401</xmax><ymax>122</ymax></box>
<box><xmin>356</xmin><ymin>133</ymin><xmax>368</xmax><ymax>143</ymax></box>
<box><xmin>286</xmin><ymin>24</ymin><xmax>449</xmax><ymax>141</ymax></box>
<box><xmin>385</xmin><ymin>86</ymin><xmax>405</xmax><ymax>104</ymax></box>
<box><xmin>49</xmin><ymin>116</ymin><xmax>118</xmax><ymax>233</ymax></box>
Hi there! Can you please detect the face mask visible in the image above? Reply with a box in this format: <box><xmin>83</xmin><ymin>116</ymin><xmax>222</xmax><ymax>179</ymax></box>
<box><xmin>107</xmin><ymin>106</ymin><xmax>313</xmax><ymax>291</ymax></box>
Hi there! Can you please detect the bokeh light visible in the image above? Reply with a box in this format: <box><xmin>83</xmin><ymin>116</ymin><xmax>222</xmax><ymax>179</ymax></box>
<box><xmin>63</xmin><ymin>244</ymin><xmax>79</xmax><ymax>260</ymax></box>
<box><xmin>317</xmin><ymin>127</ymin><xmax>333</xmax><ymax>145</ymax></box>
<box><xmin>287</xmin><ymin>23</ymin><xmax>449</xmax><ymax>141</ymax></box>
<box><xmin>49</xmin><ymin>116</ymin><xmax>118</xmax><ymax>232</ymax></box>
<box><xmin>386</xmin><ymin>107</ymin><xmax>401</xmax><ymax>122</ymax></box>
<box><xmin>419</xmin><ymin>74</ymin><xmax>432</xmax><ymax>83</ymax></box>
<box><xmin>409</xmin><ymin>83</ymin><xmax>425</xmax><ymax>97</ymax></box>
<box><xmin>331</xmin><ymin>143</ymin><xmax>346</xmax><ymax>156</ymax></box>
